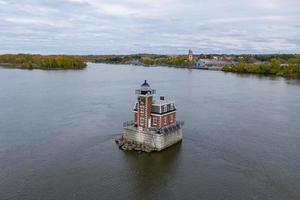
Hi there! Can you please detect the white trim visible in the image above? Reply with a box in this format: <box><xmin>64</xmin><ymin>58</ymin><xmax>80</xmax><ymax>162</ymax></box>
<box><xmin>151</xmin><ymin>111</ymin><xmax>176</xmax><ymax>117</ymax></box>
<box><xmin>152</xmin><ymin>100</ymin><xmax>175</xmax><ymax>106</ymax></box>
<box><xmin>136</xmin><ymin>94</ymin><xmax>153</xmax><ymax>97</ymax></box>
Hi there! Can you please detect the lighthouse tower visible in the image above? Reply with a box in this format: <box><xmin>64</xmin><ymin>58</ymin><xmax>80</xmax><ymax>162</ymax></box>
<box><xmin>134</xmin><ymin>80</ymin><xmax>156</xmax><ymax>131</ymax></box>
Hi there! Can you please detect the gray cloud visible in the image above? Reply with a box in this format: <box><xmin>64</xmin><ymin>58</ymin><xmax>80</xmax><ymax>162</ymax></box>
<box><xmin>0</xmin><ymin>0</ymin><xmax>299</xmax><ymax>54</ymax></box>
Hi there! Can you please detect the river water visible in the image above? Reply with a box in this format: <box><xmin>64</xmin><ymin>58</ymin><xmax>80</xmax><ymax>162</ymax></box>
<box><xmin>0</xmin><ymin>63</ymin><xmax>300</xmax><ymax>200</ymax></box>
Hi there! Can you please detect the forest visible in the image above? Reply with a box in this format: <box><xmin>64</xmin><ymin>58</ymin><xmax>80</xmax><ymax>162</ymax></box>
<box><xmin>223</xmin><ymin>57</ymin><xmax>300</xmax><ymax>78</ymax></box>
<box><xmin>0</xmin><ymin>54</ymin><xmax>86</xmax><ymax>70</ymax></box>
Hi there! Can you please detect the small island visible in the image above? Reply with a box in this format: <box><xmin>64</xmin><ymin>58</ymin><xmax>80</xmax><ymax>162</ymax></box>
<box><xmin>0</xmin><ymin>54</ymin><xmax>86</xmax><ymax>70</ymax></box>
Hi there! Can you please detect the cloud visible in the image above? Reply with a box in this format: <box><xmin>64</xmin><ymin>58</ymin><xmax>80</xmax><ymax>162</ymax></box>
<box><xmin>0</xmin><ymin>0</ymin><xmax>299</xmax><ymax>54</ymax></box>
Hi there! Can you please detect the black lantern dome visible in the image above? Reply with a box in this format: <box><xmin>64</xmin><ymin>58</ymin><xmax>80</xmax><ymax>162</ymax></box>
<box><xmin>135</xmin><ymin>80</ymin><xmax>156</xmax><ymax>95</ymax></box>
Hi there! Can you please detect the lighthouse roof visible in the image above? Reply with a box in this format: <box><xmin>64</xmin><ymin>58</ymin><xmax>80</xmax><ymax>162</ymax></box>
<box><xmin>135</xmin><ymin>80</ymin><xmax>156</xmax><ymax>95</ymax></box>
<box><xmin>141</xmin><ymin>80</ymin><xmax>150</xmax><ymax>87</ymax></box>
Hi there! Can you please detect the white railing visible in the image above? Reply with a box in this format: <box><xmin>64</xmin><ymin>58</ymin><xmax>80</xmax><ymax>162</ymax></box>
<box><xmin>123</xmin><ymin>121</ymin><xmax>135</xmax><ymax>127</ymax></box>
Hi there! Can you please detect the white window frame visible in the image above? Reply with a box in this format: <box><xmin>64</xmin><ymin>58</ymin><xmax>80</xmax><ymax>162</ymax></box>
<box><xmin>163</xmin><ymin>117</ymin><xmax>167</xmax><ymax>125</ymax></box>
<box><xmin>163</xmin><ymin>105</ymin><xmax>167</xmax><ymax>112</ymax></box>
<box><xmin>170</xmin><ymin>104</ymin><xmax>174</xmax><ymax>110</ymax></box>
<box><xmin>170</xmin><ymin>115</ymin><xmax>173</xmax><ymax>123</ymax></box>
<box><xmin>153</xmin><ymin>117</ymin><xmax>157</xmax><ymax>125</ymax></box>
<box><xmin>140</xmin><ymin>105</ymin><xmax>145</xmax><ymax>113</ymax></box>
<box><xmin>140</xmin><ymin>117</ymin><xmax>145</xmax><ymax>126</ymax></box>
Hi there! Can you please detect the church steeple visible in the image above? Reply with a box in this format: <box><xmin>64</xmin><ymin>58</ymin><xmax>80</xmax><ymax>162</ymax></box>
<box><xmin>188</xmin><ymin>49</ymin><xmax>193</xmax><ymax>62</ymax></box>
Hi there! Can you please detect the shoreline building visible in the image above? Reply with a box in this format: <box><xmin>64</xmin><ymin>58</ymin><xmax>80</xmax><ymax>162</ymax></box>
<box><xmin>188</xmin><ymin>49</ymin><xmax>194</xmax><ymax>62</ymax></box>
<box><xmin>188</xmin><ymin>49</ymin><xmax>195</xmax><ymax>68</ymax></box>
<box><xmin>121</xmin><ymin>80</ymin><xmax>184</xmax><ymax>151</ymax></box>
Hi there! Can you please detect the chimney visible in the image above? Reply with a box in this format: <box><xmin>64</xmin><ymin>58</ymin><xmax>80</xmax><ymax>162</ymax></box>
<box><xmin>160</xmin><ymin>96</ymin><xmax>165</xmax><ymax>101</ymax></box>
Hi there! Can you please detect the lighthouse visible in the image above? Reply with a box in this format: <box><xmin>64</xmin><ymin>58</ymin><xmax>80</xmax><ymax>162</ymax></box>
<box><xmin>134</xmin><ymin>80</ymin><xmax>155</xmax><ymax>131</ymax></box>
<box><xmin>117</xmin><ymin>80</ymin><xmax>184</xmax><ymax>152</ymax></box>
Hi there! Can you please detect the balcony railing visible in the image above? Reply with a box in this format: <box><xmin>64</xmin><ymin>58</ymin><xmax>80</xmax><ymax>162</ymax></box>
<box><xmin>159</xmin><ymin>121</ymin><xmax>184</xmax><ymax>134</ymax></box>
<box><xmin>123</xmin><ymin>120</ymin><xmax>184</xmax><ymax>134</ymax></box>
<box><xmin>123</xmin><ymin>120</ymin><xmax>135</xmax><ymax>127</ymax></box>
<box><xmin>148</xmin><ymin>121</ymin><xmax>184</xmax><ymax>134</ymax></box>
<box><xmin>135</xmin><ymin>89</ymin><xmax>156</xmax><ymax>95</ymax></box>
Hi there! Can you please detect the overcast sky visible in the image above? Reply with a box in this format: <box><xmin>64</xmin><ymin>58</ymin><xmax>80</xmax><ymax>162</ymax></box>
<box><xmin>0</xmin><ymin>0</ymin><xmax>299</xmax><ymax>54</ymax></box>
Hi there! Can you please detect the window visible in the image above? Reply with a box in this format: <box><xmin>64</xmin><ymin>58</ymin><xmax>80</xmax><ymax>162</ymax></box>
<box><xmin>140</xmin><ymin>105</ymin><xmax>145</xmax><ymax>113</ymax></box>
<box><xmin>170</xmin><ymin>115</ymin><xmax>174</xmax><ymax>123</ymax></box>
<box><xmin>170</xmin><ymin>104</ymin><xmax>174</xmax><ymax>110</ymax></box>
<box><xmin>153</xmin><ymin>117</ymin><xmax>157</xmax><ymax>125</ymax></box>
<box><xmin>163</xmin><ymin>105</ymin><xmax>167</xmax><ymax>113</ymax></box>
<box><xmin>163</xmin><ymin>117</ymin><xmax>167</xmax><ymax>125</ymax></box>
<box><xmin>140</xmin><ymin>117</ymin><xmax>144</xmax><ymax>126</ymax></box>
<box><xmin>152</xmin><ymin>105</ymin><xmax>160</xmax><ymax>113</ymax></box>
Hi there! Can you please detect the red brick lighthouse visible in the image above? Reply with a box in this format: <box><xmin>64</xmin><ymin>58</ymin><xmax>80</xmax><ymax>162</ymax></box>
<box><xmin>117</xmin><ymin>80</ymin><xmax>184</xmax><ymax>152</ymax></box>
<box><xmin>134</xmin><ymin>80</ymin><xmax>177</xmax><ymax>131</ymax></box>
<box><xmin>134</xmin><ymin>80</ymin><xmax>155</xmax><ymax>131</ymax></box>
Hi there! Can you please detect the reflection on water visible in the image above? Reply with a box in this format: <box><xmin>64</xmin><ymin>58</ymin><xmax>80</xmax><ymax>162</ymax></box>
<box><xmin>230</xmin><ymin>71</ymin><xmax>300</xmax><ymax>85</ymax></box>
<box><xmin>284</xmin><ymin>78</ymin><xmax>300</xmax><ymax>85</ymax></box>
<box><xmin>125</xmin><ymin>143</ymin><xmax>182</xmax><ymax>192</ymax></box>
<box><xmin>227</xmin><ymin>71</ymin><xmax>283</xmax><ymax>80</ymax></box>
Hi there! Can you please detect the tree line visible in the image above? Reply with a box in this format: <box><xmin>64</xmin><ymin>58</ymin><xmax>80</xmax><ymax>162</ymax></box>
<box><xmin>84</xmin><ymin>54</ymin><xmax>189</xmax><ymax>68</ymax></box>
<box><xmin>223</xmin><ymin>57</ymin><xmax>300</xmax><ymax>78</ymax></box>
<box><xmin>0</xmin><ymin>54</ymin><xmax>86</xmax><ymax>70</ymax></box>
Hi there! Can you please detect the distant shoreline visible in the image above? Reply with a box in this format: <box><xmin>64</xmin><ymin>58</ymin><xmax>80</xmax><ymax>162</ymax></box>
<box><xmin>90</xmin><ymin>61</ymin><xmax>300</xmax><ymax>78</ymax></box>
<box><xmin>0</xmin><ymin>54</ymin><xmax>86</xmax><ymax>70</ymax></box>
<box><xmin>1</xmin><ymin>53</ymin><xmax>299</xmax><ymax>78</ymax></box>
<box><xmin>0</xmin><ymin>63</ymin><xmax>86</xmax><ymax>70</ymax></box>
<box><xmin>84</xmin><ymin>53</ymin><xmax>299</xmax><ymax>78</ymax></box>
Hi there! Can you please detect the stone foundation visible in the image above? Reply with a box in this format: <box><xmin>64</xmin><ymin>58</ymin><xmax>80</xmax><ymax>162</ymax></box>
<box><xmin>115</xmin><ymin>137</ymin><xmax>155</xmax><ymax>152</ymax></box>
<box><xmin>116</xmin><ymin>127</ymin><xmax>182</xmax><ymax>152</ymax></box>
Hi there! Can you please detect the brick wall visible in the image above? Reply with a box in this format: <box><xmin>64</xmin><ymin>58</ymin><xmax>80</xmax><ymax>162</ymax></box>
<box><xmin>151</xmin><ymin>112</ymin><xmax>176</xmax><ymax>128</ymax></box>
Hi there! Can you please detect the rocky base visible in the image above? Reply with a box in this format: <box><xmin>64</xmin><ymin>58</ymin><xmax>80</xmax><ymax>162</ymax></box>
<box><xmin>115</xmin><ymin>136</ymin><xmax>155</xmax><ymax>153</ymax></box>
